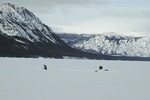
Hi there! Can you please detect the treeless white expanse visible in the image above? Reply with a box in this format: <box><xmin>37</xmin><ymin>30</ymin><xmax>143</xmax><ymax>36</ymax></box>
<box><xmin>0</xmin><ymin>58</ymin><xmax>150</xmax><ymax>100</ymax></box>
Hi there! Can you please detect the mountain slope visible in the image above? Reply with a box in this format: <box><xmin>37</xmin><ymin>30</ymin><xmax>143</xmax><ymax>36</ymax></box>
<box><xmin>0</xmin><ymin>3</ymin><xmax>81</xmax><ymax>58</ymax></box>
<box><xmin>0</xmin><ymin>3</ymin><xmax>60</xmax><ymax>44</ymax></box>
<box><xmin>57</xmin><ymin>33</ymin><xmax>150</xmax><ymax>57</ymax></box>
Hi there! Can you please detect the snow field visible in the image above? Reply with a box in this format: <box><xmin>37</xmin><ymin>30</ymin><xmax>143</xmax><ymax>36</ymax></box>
<box><xmin>0</xmin><ymin>58</ymin><xmax>150</xmax><ymax>100</ymax></box>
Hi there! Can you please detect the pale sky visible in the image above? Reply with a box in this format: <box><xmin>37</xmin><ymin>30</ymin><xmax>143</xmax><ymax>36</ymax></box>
<box><xmin>1</xmin><ymin>0</ymin><xmax>150</xmax><ymax>35</ymax></box>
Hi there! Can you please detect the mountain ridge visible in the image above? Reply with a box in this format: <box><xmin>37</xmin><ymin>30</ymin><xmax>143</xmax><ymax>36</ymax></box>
<box><xmin>57</xmin><ymin>32</ymin><xmax>150</xmax><ymax>57</ymax></box>
<box><xmin>1</xmin><ymin>3</ymin><xmax>150</xmax><ymax>61</ymax></box>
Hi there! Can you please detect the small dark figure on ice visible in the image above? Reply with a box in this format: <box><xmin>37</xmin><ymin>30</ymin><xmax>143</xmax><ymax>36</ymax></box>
<box><xmin>99</xmin><ymin>66</ymin><xmax>103</xmax><ymax>70</ymax></box>
<box><xmin>44</xmin><ymin>65</ymin><xmax>47</xmax><ymax>70</ymax></box>
<box><xmin>104</xmin><ymin>69</ymin><xmax>109</xmax><ymax>71</ymax></box>
<box><xmin>95</xmin><ymin>66</ymin><xmax>109</xmax><ymax>72</ymax></box>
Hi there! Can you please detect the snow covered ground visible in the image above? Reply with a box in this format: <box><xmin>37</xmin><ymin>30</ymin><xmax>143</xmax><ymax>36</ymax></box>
<box><xmin>0</xmin><ymin>58</ymin><xmax>150</xmax><ymax>100</ymax></box>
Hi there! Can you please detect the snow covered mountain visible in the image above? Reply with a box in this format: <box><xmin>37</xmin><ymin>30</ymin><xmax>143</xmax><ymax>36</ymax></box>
<box><xmin>0</xmin><ymin>3</ymin><xmax>81</xmax><ymax>58</ymax></box>
<box><xmin>0</xmin><ymin>3</ymin><xmax>116</xmax><ymax>59</ymax></box>
<box><xmin>0</xmin><ymin>3</ymin><xmax>61</xmax><ymax>44</ymax></box>
<box><xmin>1</xmin><ymin>3</ymin><xmax>150</xmax><ymax>60</ymax></box>
<box><xmin>57</xmin><ymin>33</ymin><xmax>150</xmax><ymax>57</ymax></box>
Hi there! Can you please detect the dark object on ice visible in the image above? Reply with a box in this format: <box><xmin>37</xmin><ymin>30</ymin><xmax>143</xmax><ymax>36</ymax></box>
<box><xmin>95</xmin><ymin>70</ymin><xmax>98</xmax><ymax>72</ymax></box>
<box><xmin>99</xmin><ymin>66</ymin><xmax>103</xmax><ymax>70</ymax></box>
<box><xmin>104</xmin><ymin>69</ymin><xmax>109</xmax><ymax>71</ymax></box>
<box><xmin>44</xmin><ymin>65</ymin><xmax>47</xmax><ymax>70</ymax></box>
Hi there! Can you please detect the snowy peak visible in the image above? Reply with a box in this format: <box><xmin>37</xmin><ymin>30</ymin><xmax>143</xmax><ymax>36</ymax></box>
<box><xmin>0</xmin><ymin>3</ymin><xmax>41</xmax><ymax>24</ymax></box>
<box><xmin>0</xmin><ymin>3</ymin><xmax>59</xmax><ymax>44</ymax></box>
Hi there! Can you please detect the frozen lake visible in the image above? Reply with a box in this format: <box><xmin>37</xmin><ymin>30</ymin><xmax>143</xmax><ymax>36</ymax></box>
<box><xmin>0</xmin><ymin>58</ymin><xmax>150</xmax><ymax>100</ymax></box>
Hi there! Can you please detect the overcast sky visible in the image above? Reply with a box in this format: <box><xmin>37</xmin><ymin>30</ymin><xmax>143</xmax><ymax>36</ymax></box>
<box><xmin>1</xmin><ymin>0</ymin><xmax>150</xmax><ymax>35</ymax></box>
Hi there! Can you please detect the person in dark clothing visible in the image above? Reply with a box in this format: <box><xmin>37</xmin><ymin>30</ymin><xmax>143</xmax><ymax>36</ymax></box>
<box><xmin>99</xmin><ymin>66</ymin><xmax>103</xmax><ymax>70</ymax></box>
<box><xmin>44</xmin><ymin>65</ymin><xmax>47</xmax><ymax>70</ymax></box>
